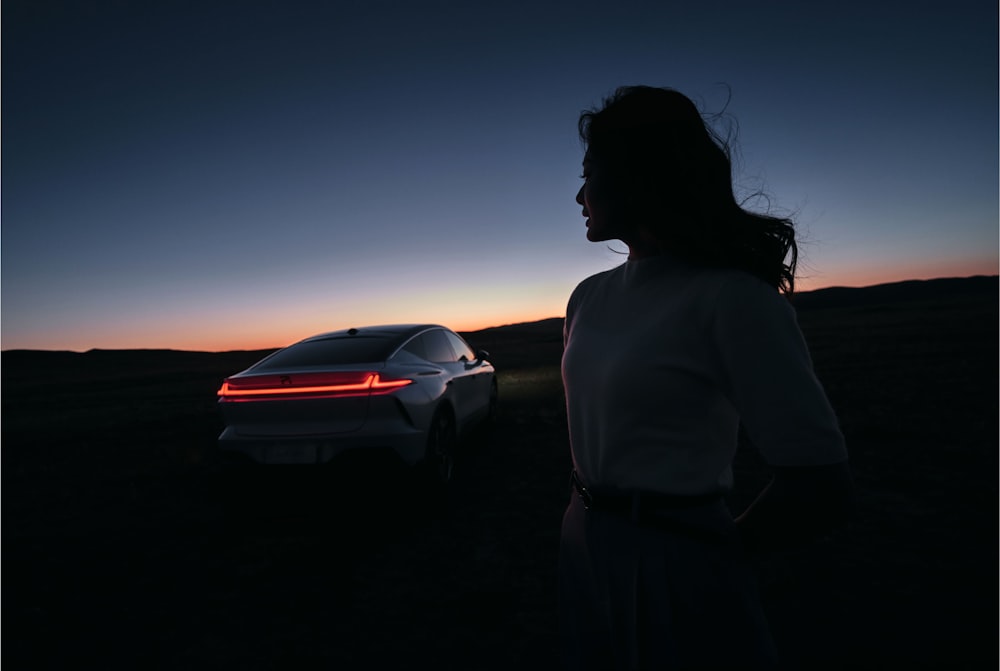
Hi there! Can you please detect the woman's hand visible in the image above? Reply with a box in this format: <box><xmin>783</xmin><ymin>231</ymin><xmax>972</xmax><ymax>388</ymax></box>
<box><xmin>736</xmin><ymin>460</ymin><xmax>855</xmax><ymax>552</ymax></box>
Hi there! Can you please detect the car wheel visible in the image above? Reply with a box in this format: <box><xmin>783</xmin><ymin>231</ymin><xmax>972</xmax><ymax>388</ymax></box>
<box><xmin>422</xmin><ymin>406</ymin><xmax>457</xmax><ymax>485</ymax></box>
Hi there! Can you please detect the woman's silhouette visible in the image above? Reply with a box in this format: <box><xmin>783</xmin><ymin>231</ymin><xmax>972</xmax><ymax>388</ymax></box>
<box><xmin>559</xmin><ymin>85</ymin><xmax>853</xmax><ymax>670</ymax></box>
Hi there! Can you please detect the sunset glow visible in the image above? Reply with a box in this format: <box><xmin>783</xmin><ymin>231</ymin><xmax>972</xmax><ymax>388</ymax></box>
<box><xmin>3</xmin><ymin>2</ymin><xmax>996</xmax><ymax>353</ymax></box>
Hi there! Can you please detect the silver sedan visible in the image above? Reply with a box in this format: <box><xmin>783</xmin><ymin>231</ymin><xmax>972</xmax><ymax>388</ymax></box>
<box><xmin>217</xmin><ymin>324</ymin><xmax>497</xmax><ymax>483</ymax></box>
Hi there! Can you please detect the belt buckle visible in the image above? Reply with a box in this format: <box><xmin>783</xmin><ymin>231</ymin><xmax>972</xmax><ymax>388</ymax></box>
<box><xmin>572</xmin><ymin>471</ymin><xmax>593</xmax><ymax>510</ymax></box>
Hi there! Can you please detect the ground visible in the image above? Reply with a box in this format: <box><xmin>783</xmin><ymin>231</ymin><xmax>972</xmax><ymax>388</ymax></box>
<box><xmin>4</xmin><ymin>278</ymin><xmax>997</xmax><ymax>669</ymax></box>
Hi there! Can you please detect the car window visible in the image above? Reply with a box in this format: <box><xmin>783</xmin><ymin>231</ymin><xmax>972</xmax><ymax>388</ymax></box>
<box><xmin>400</xmin><ymin>335</ymin><xmax>428</xmax><ymax>360</ymax></box>
<box><xmin>253</xmin><ymin>336</ymin><xmax>394</xmax><ymax>369</ymax></box>
<box><xmin>444</xmin><ymin>331</ymin><xmax>476</xmax><ymax>362</ymax></box>
<box><xmin>422</xmin><ymin>329</ymin><xmax>457</xmax><ymax>363</ymax></box>
<box><xmin>389</xmin><ymin>349</ymin><xmax>426</xmax><ymax>365</ymax></box>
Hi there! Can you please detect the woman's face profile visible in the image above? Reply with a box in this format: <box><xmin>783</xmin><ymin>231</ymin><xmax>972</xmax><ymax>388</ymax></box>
<box><xmin>576</xmin><ymin>154</ymin><xmax>622</xmax><ymax>244</ymax></box>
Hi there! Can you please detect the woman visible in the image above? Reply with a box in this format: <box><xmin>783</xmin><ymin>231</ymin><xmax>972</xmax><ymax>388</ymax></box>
<box><xmin>559</xmin><ymin>86</ymin><xmax>853</xmax><ymax>670</ymax></box>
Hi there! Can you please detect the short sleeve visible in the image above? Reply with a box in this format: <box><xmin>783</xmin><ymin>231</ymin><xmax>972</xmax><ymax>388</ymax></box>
<box><xmin>711</xmin><ymin>273</ymin><xmax>847</xmax><ymax>467</ymax></box>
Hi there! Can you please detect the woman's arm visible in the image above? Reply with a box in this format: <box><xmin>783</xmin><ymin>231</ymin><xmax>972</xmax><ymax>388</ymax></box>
<box><xmin>709</xmin><ymin>273</ymin><xmax>853</xmax><ymax>551</ymax></box>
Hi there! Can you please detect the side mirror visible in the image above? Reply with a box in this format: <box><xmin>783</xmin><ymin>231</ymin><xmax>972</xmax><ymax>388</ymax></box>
<box><xmin>476</xmin><ymin>349</ymin><xmax>490</xmax><ymax>362</ymax></box>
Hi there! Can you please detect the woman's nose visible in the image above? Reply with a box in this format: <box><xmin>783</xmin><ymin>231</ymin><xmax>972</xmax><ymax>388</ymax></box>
<box><xmin>575</xmin><ymin>184</ymin><xmax>584</xmax><ymax>206</ymax></box>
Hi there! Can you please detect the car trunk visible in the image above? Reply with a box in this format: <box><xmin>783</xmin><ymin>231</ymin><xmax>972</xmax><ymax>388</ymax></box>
<box><xmin>218</xmin><ymin>371</ymin><xmax>371</xmax><ymax>436</ymax></box>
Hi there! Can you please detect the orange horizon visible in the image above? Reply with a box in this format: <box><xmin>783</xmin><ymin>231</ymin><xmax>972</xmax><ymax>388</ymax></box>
<box><xmin>3</xmin><ymin>270</ymin><xmax>995</xmax><ymax>354</ymax></box>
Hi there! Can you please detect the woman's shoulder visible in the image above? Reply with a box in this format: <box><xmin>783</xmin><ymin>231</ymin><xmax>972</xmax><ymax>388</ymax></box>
<box><xmin>569</xmin><ymin>264</ymin><xmax>623</xmax><ymax>296</ymax></box>
<box><xmin>564</xmin><ymin>264</ymin><xmax>627</xmax><ymax>326</ymax></box>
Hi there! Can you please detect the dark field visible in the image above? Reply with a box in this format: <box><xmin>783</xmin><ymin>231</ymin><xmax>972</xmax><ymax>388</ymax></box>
<box><xmin>4</xmin><ymin>276</ymin><xmax>998</xmax><ymax>670</ymax></box>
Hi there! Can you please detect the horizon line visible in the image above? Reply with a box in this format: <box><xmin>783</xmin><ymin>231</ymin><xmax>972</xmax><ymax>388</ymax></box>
<box><xmin>3</xmin><ymin>274</ymin><xmax>995</xmax><ymax>356</ymax></box>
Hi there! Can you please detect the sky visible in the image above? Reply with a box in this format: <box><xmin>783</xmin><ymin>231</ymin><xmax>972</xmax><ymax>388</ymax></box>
<box><xmin>3</xmin><ymin>0</ymin><xmax>997</xmax><ymax>352</ymax></box>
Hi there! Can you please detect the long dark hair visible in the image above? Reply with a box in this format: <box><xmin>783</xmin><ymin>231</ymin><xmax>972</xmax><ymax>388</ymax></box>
<box><xmin>579</xmin><ymin>85</ymin><xmax>798</xmax><ymax>294</ymax></box>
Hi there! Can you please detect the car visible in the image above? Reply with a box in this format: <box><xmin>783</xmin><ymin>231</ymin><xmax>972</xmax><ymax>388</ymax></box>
<box><xmin>216</xmin><ymin>323</ymin><xmax>497</xmax><ymax>484</ymax></box>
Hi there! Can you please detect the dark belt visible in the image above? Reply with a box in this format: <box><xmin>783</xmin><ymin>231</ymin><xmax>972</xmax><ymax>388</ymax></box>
<box><xmin>570</xmin><ymin>470</ymin><xmax>722</xmax><ymax>516</ymax></box>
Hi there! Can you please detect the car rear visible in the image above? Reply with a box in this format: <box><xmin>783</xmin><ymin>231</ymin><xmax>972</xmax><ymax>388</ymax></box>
<box><xmin>216</xmin><ymin>330</ymin><xmax>432</xmax><ymax>465</ymax></box>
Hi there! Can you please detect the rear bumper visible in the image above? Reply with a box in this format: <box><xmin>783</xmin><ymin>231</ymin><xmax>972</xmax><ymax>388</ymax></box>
<box><xmin>217</xmin><ymin>425</ymin><xmax>426</xmax><ymax>466</ymax></box>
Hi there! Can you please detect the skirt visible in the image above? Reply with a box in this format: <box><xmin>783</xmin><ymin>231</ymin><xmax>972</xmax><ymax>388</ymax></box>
<box><xmin>558</xmin><ymin>492</ymin><xmax>779</xmax><ymax>670</ymax></box>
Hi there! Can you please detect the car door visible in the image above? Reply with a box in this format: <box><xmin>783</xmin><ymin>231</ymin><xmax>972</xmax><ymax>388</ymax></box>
<box><xmin>443</xmin><ymin>330</ymin><xmax>491</xmax><ymax>423</ymax></box>
<box><xmin>420</xmin><ymin>328</ymin><xmax>471</xmax><ymax>420</ymax></box>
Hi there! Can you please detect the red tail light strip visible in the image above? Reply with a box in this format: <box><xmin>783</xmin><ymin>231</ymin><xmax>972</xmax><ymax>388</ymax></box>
<box><xmin>370</xmin><ymin>375</ymin><xmax>413</xmax><ymax>391</ymax></box>
<box><xmin>217</xmin><ymin>373</ymin><xmax>411</xmax><ymax>399</ymax></box>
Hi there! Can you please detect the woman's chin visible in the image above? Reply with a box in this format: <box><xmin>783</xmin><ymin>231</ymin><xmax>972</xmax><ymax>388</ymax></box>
<box><xmin>586</xmin><ymin>227</ymin><xmax>611</xmax><ymax>243</ymax></box>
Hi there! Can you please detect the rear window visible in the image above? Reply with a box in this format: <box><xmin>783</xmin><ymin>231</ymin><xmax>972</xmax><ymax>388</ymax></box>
<box><xmin>252</xmin><ymin>337</ymin><xmax>396</xmax><ymax>370</ymax></box>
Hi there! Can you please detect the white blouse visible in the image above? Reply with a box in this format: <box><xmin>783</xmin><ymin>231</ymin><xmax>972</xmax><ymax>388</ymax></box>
<box><xmin>562</xmin><ymin>254</ymin><xmax>847</xmax><ymax>496</ymax></box>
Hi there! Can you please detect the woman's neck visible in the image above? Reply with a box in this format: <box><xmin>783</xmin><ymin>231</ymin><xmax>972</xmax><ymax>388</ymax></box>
<box><xmin>626</xmin><ymin>236</ymin><xmax>666</xmax><ymax>260</ymax></box>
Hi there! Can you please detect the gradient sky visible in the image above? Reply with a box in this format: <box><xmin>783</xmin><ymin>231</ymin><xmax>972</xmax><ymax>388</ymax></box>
<box><xmin>3</xmin><ymin>0</ymin><xmax>997</xmax><ymax>352</ymax></box>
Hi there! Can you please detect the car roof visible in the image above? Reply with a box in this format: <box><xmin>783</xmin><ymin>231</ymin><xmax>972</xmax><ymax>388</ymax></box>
<box><xmin>299</xmin><ymin>324</ymin><xmax>447</xmax><ymax>343</ymax></box>
<box><xmin>242</xmin><ymin>324</ymin><xmax>453</xmax><ymax>372</ymax></box>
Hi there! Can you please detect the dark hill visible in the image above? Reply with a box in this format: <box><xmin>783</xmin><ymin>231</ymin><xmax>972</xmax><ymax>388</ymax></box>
<box><xmin>789</xmin><ymin>274</ymin><xmax>997</xmax><ymax>311</ymax></box>
<box><xmin>1</xmin><ymin>347</ymin><xmax>277</xmax><ymax>388</ymax></box>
